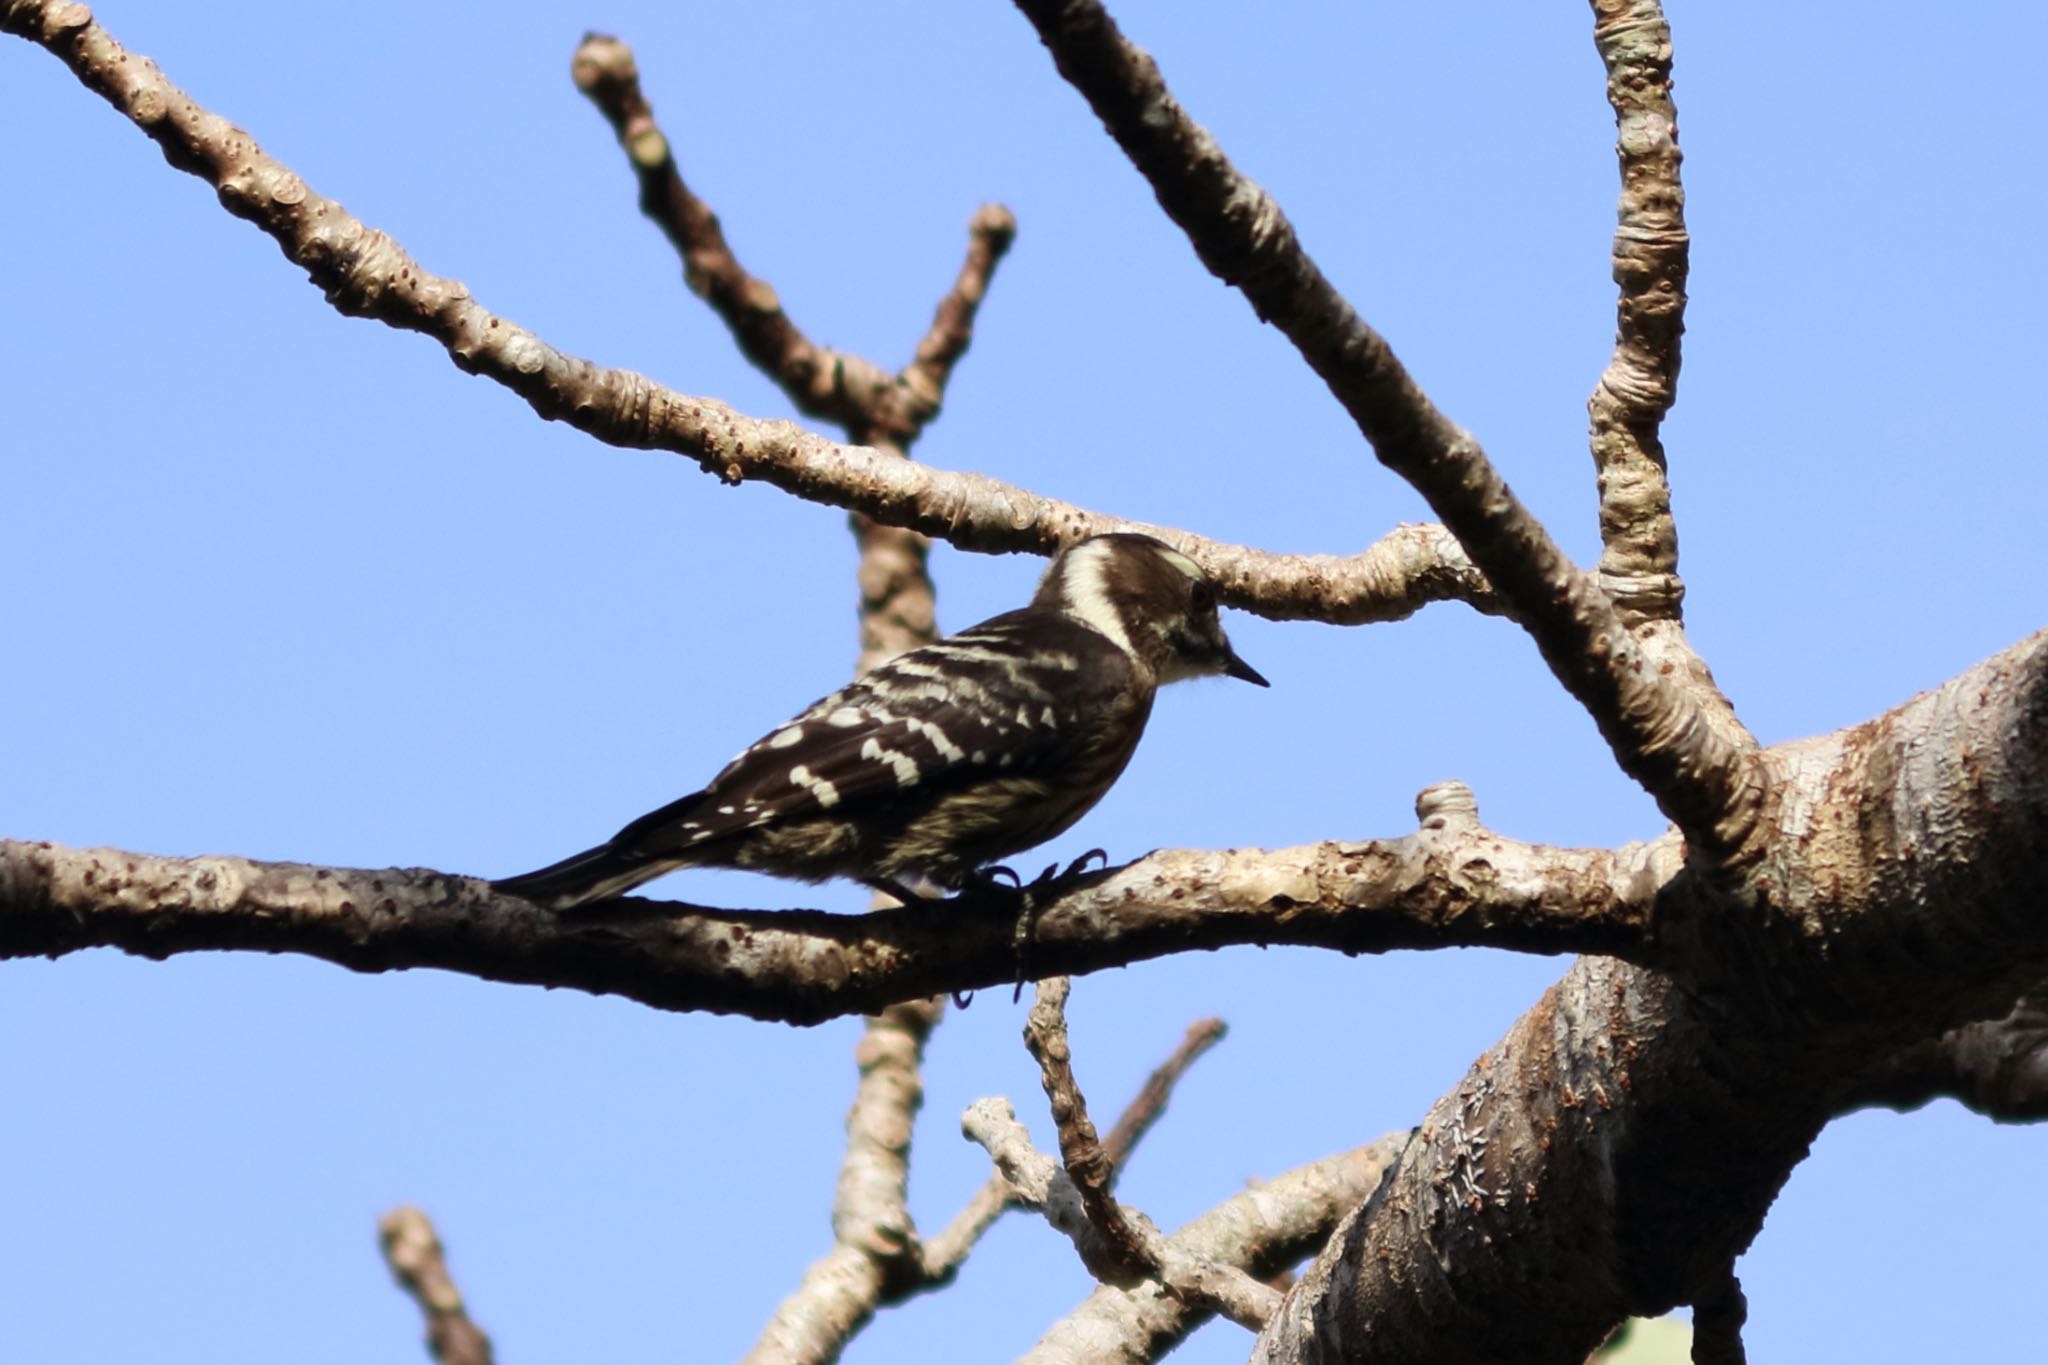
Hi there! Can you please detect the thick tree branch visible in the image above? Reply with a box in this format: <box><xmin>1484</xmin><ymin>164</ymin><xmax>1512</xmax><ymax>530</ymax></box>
<box><xmin>1251</xmin><ymin>960</ymin><xmax>1824</xmax><ymax>1364</ymax></box>
<box><xmin>1</xmin><ymin>786</ymin><xmax>1667</xmax><ymax>1025</ymax></box>
<box><xmin>1586</xmin><ymin>0</ymin><xmax>1688</xmax><ymax>624</ymax></box>
<box><xmin>1008</xmin><ymin>0</ymin><xmax>1761</xmax><ymax>865</ymax></box>
<box><xmin>1844</xmin><ymin>992</ymin><xmax>2048</xmax><ymax>1123</ymax></box>
<box><xmin>1252</xmin><ymin>631</ymin><xmax>2048</xmax><ymax>1363</ymax></box>
<box><xmin>0</xmin><ymin>3</ymin><xmax>1491</xmax><ymax>628</ymax></box>
<box><xmin>378</xmin><ymin>1207</ymin><xmax>496</xmax><ymax>1365</ymax></box>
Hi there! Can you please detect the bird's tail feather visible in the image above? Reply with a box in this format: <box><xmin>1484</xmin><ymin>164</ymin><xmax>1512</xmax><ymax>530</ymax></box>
<box><xmin>490</xmin><ymin>843</ymin><xmax>671</xmax><ymax>911</ymax></box>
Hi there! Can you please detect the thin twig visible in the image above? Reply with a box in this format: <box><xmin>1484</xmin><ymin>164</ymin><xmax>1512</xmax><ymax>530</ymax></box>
<box><xmin>1021</xmin><ymin>1136</ymin><xmax>1404</xmax><ymax>1362</ymax></box>
<box><xmin>1101</xmin><ymin>1015</ymin><xmax>1226</xmax><ymax>1179</ymax></box>
<box><xmin>1023</xmin><ymin>977</ymin><xmax>1151</xmax><ymax>1282</ymax></box>
<box><xmin>570</xmin><ymin>32</ymin><xmax>890</xmax><ymax>434</ymax></box>
<box><xmin>570</xmin><ymin>32</ymin><xmax>1013</xmax><ymax>450</ymax></box>
<box><xmin>1008</xmin><ymin>0</ymin><xmax>1762</xmax><ymax>864</ymax></box>
<box><xmin>377</xmin><ymin>1207</ymin><xmax>495</xmax><ymax>1365</ymax></box>
<box><xmin>920</xmin><ymin>1008</ymin><xmax>1227</xmax><ymax>1280</ymax></box>
<box><xmin>962</xmin><ymin>1095</ymin><xmax>1282</xmax><ymax>1331</ymax></box>
<box><xmin>899</xmin><ymin>202</ymin><xmax>1019</xmax><ymax>427</ymax></box>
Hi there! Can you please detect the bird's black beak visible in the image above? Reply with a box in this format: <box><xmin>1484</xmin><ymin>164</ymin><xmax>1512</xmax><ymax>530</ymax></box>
<box><xmin>1223</xmin><ymin>648</ymin><xmax>1269</xmax><ymax>687</ymax></box>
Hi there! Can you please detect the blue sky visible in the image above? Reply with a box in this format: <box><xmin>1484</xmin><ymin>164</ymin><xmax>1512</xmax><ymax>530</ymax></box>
<box><xmin>4</xmin><ymin>3</ymin><xmax>2043</xmax><ymax>1361</ymax></box>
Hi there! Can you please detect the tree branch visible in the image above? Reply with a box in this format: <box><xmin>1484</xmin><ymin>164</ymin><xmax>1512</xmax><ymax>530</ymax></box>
<box><xmin>918</xmin><ymin>1010</ymin><xmax>1224</xmax><ymax>1284</ymax></box>
<box><xmin>1586</xmin><ymin>0</ymin><xmax>1689</xmax><ymax>624</ymax></box>
<box><xmin>1100</xmin><ymin>1014</ymin><xmax>1225</xmax><ymax>1179</ymax></box>
<box><xmin>1843</xmin><ymin>992</ymin><xmax>2048</xmax><ymax>1123</ymax></box>
<box><xmin>740</xmin><ymin>998</ymin><xmax>943</xmax><ymax>1365</ymax></box>
<box><xmin>1689</xmin><ymin>1269</ymin><xmax>1748</xmax><ymax>1365</ymax></box>
<box><xmin>963</xmin><ymin>1094</ymin><xmax>1282</xmax><ymax>1332</ymax></box>
<box><xmin>1</xmin><ymin>786</ymin><xmax>1667</xmax><ymax>1025</ymax></box>
<box><xmin>1018</xmin><ymin>1136</ymin><xmax>1405</xmax><ymax>1362</ymax></box>
<box><xmin>1007</xmin><ymin>0</ymin><xmax>1762</xmax><ymax>864</ymax></box>
<box><xmin>741</xmin><ymin>330</ymin><xmax>957</xmax><ymax>1362</ymax></box>
<box><xmin>900</xmin><ymin>203</ymin><xmax>1018</xmax><ymax>435</ymax></box>
<box><xmin>570</xmin><ymin>31</ymin><xmax>1013</xmax><ymax>449</ymax></box>
<box><xmin>1252</xmin><ymin>631</ymin><xmax>2048</xmax><ymax>1362</ymax></box>
<box><xmin>0</xmin><ymin>2</ymin><xmax>1492</xmax><ymax>629</ymax></box>
<box><xmin>378</xmin><ymin>1207</ymin><xmax>495</xmax><ymax>1365</ymax></box>
<box><xmin>1022</xmin><ymin>978</ymin><xmax>1160</xmax><ymax>1288</ymax></box>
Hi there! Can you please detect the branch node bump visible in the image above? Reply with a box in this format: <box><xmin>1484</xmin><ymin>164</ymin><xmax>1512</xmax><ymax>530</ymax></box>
<box><xmin>1416</xmin><ymin>781</ymin><xmax>1479</xmax><ymax>829</ymax></box>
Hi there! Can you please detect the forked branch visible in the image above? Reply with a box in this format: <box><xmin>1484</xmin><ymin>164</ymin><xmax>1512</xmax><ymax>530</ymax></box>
<box><xmin>571</xmin><ymin>31</ymin><xmax>1013</xmax><ymax>450</ymax></box>
<box><xmin>1008</xmin><ymin>0</ymin><xmax>1761</xmax><ymax>864</ymax></box>
<box><xmin>0</xmin><ymin>5</ymin><xmax>1501</xmax><ymax>631</ymax></box>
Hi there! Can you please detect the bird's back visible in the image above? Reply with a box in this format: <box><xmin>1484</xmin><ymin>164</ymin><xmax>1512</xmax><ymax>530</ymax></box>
<box><xmin>615</xmin><ymin>610</ymin><xmax>1153</xmax><ymax>886</ymax></box>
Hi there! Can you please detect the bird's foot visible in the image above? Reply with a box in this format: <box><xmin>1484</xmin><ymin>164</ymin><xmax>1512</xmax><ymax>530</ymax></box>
<box><xmin>978</xmin><ymin>853</ymin><xmax>1113</xmax><ymax>1001</ymax></box>
<box><xmin>1051</xmin><ymin>848</ymin><xmax>1110</xmax><ymax>882</ymax></box>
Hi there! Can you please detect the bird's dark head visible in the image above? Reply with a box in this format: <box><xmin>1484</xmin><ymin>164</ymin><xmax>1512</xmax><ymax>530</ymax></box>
<box><xmin>1032</xmin><ymin>533</ymin><xmax>1268</xmax><ymax>687</ymax></box>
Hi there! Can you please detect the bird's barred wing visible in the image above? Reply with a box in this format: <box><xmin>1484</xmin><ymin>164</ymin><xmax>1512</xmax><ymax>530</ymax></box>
<box><xmin>614</xmin><ymin>613</ymin><xmax>1136</xmax><ymax>859</ymax></box>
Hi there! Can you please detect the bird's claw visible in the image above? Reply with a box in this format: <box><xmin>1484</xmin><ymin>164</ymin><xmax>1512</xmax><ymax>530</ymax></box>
<box><xmin>1061</xmin><ymin>848</ymin><xmax>1109</xmax><ymax>880</ymax></box>
<box><xmin>953</xmin><ymin>850</ymin><xmax>1111</xmax><ymax>906</ymax></box>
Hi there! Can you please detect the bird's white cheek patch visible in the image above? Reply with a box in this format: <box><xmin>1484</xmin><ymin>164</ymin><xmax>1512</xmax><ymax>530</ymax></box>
<box><xmin>1057</xmin><ymin>541</ymin><xmax>1136</xmax><ymax>653</ymax></box>
<box><xmin>788</xmin><ymin>764</ymin><xmax>843</xmax><ymax>808</ymax></box>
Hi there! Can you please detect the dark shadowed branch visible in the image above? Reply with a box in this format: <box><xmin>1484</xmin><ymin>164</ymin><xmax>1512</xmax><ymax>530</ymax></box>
<box><xmin>1689</xmin><ymin>1269</ymin><xmax>1748</xmax><ymax>1365</ymax></box>
<box><xmin>1844</xmin><ymin>992</ymin><xmax>2048</xmax><ymax>1123</ymax></box>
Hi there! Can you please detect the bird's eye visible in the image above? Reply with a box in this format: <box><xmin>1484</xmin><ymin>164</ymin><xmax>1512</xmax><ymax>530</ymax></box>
<box><xmin>1190</xmin><ymin>581</ymin><xmax>1216</xmax><ymax>615</ymax></box>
